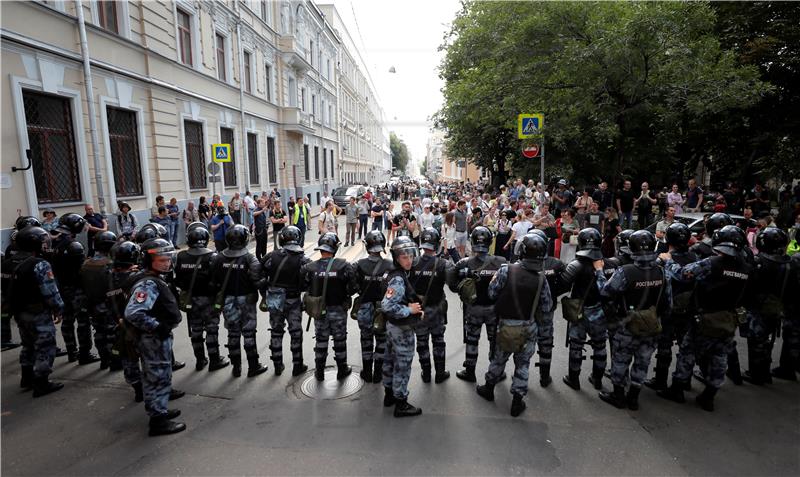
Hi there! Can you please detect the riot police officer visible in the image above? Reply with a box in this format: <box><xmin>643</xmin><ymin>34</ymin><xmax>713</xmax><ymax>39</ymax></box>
<box><xmin>515</xmin><ymin>229</ymin><xmax>565</xmax><ymax>387</ymax></box>
<box><xmin>605</xmin><ymin>229</ymin><xmax>635</xmax><ymax>269</ymax></box>
<box><xmin>410</xmin><ymin>227</ymin><xmax>453</xmax><ymax>384</ymax></box>
<box><xmin>302</xmin><ymin>233</ymin><xmax>357</xmax><ymax>381</ymax></box>
<box><xmin>210</xmin><ymin>225</ymin><xmax>268</xmax><ymax>378</ymax></box>
<box><xmin>124</xmin><ymin>238</ymin><xmax>185</xmax><ymax>436</ymax></box>
<box><xmin>381</xmin><ymin>235</ymin><xmax>423</xmax><ymax>417</ymax></box>
<box><xmin>80</xmin><ymin>230</ymin><xmax>119</xmax><ymax>370</ymax></box>
<box><xmin>646</xmin><ymin>223</ymin><xmax>698</xmax><ymax>391</ymax></box>
<box><xmin>691</xmin><ymin>213</ymin><xmax>733</xmax><ymax>259</ymax></box>
<box><xmin>49</xmin><ymin>213</ymin><xmax>99</xmax><ymax>364</ymax></box>
<box><xmin>446</xmin><ymin>226</ymin><xmax>507</xmax><ymax>382</ymax></box>
<box><xmin>2</xmin><ymin>217</ymin><xmax>43</xmax><ymax>350</ymax></box>
<box><xmin>108</xmin><ymin>241</ymin><xmax>145</xmax><ymax>402</ymax></box>
<box><xmin>175</xmin><ymin>226</ymin><xmax>229</xmax><ymax>372</ymax></box>
<box><xmin>476</xmin><ymin>234</ymin><xmax>553</xmax><ymax>417</ymax></box>
<box><xmin>261</xmin><ymin>226</ymin><xmax>311</xmax><ymax>376</ymax></box>
<box><xmin>596</xmin><ymin>230</ymin><xmax>671</xmax><ymax>411</ymax></box>
<box><xmin>658</xmin><ymin>225</ymin><xmax>752</xmax><ymax>412</ymax></box>
<box><xmin>743</xmin><ymin>228</ymin><xmax>793</xmax><ymax>384</ymax></box>
<box><xmin>10</xmin><ymin>226</ymin><xmax>65</xmax><ymax>397</ymax></box>
<box><xmin>352</xmin><ymin>230</ymin><xmax>394</xmax><ymax>383</ymax></box>
<box><xmin>773</xmin><ymin>252</ymin><xmax>800</xmax><ymax>381</ymax></box>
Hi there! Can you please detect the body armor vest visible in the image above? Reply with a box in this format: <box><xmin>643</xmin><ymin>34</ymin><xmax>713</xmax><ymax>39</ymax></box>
<box><xmin>309</xmin><ymin>258</ymin><xmax>349</xmax><ymax>306</ymax></box>
<box><xmin>620</xmin><ymin>263</ymin><xmax>666</xmax><ymax>311</ymax></box>
<box><xmin>107</xmin><ymin>269</ymin><xmax>137</xmax><ymax>320</ymax></box>
<box><xmin>265</xmin><ymin>249</ymin><xmax>305</xmax><ymax>295</ymax></box>
<box><xmin>175</xmin><ymin>251</ymin><xmax>215</xmax><ymax>297</ymax></box>
<box><xmin>460</xmin><ymin>255</ymin><xmax>505</xmax><ymax>306</ymax></box>
<box><xmin>494</xmin><ymin>264</ymin><xmax>545</xmax><ymax>320</ymax></box>
<box><xmin>383</xmin><ymin>269</ymin><xmax>422</xmax><ymax>326</ymax></box>
<box><xmin>569</xmin><ymin>258</ymin><xmax>603</xmax><ymax>307</ymax></box>
<box><xmin>356</xmin><ymin>256</ymin><xmax>393</xmax><ymax>303</ymax></box>
<box><xmin>11</xmin><ymin>257</ymin><xmax>49</xmax><ymax>312</ymax></box>
<box><xmin>410</xmin><ymin>255</ymin><xmax>446</xmax><ymax>306</ymax></box>
<box><xmin>695</xmin><ymin>256</ymin><xmax>751</xmax><ymax>312</ymax></box>
<box><xmin>214</xmin><ymin>254</ymin><xmax>258</xmax><ymax>296</ymax></box>
<box><xmin>131</xmin><ymin>274</ymin><xmax>182</xmax><ymax>327</ymax></box>
<box><xmin>81</xmin><ymin>256</ymin><xmax>112</xmax><ymax>305</ymax></box>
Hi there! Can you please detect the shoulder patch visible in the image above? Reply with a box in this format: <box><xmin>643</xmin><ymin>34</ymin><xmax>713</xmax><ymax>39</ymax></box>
<box><xmin>134</xmin><ymin>290</ymin><xmax>147</xmax><ymax>303</ymax></box>
<box><xmin>385</xmin><ymin>288</ymin><xmax>395</xmax><ymax>298</ymax></box>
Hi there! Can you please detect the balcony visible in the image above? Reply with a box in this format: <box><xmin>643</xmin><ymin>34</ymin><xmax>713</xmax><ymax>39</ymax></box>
<box><xmin>278</xmin><ymin>36</ymin><xmax>311</xmax><ymax>74</ymax></box>
<box><xmin>281</xmin><ymin>107</ymin><xmax>315</xmax><ymax>134</ymax></box>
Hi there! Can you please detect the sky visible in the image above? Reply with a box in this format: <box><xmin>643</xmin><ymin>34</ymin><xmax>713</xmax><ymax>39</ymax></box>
<box><xmin>320</xmin><ymin>0</ymin><xmax>463</xmax><ymax>172</ymax></box>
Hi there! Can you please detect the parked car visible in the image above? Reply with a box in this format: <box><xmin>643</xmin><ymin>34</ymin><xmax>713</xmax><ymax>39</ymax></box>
<box><xmin>645</xmin><ymin>212</ymin><xmax>745</xmax><ymax>237</ymax></box>
<box><xmin>332</xmin><ymin>185</ymin><xmax>367</xmax><ymax>208</ymax></box>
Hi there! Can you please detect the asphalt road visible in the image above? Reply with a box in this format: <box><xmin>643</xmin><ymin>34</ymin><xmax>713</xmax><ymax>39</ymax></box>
<box><xmin>2</xmin><ymin>214</ymin><xmax>799</xmax><ymax>476</ymax></box>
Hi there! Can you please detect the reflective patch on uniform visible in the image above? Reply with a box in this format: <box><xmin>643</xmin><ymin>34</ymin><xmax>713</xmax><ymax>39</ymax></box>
<box><xmin>135</xmin><ymin>291</ymin><xmax>147</xmax><ymax>303</ymax></box>
<box><xmin>385</xmin><ymin>288</ymin><xmax>395</xmax><ymax>298</ymax></box>
<box><xmin>46</xmin><ymin>270</ymin><xmax>54</xmax><ymax>280</ymax></box>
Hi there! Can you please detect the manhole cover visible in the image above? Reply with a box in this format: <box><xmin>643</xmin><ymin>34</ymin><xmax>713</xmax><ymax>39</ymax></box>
<box><xmin>299</xmin><ymin>366</ymin><xmax>364</xmax><ymax>400</ymax></box>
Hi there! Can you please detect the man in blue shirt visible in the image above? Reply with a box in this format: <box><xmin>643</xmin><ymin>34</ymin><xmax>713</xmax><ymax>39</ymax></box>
<box><xmin>210</xmin><ymin>206</ymin><xmax>234</xmax><ymax>252</ymax></box>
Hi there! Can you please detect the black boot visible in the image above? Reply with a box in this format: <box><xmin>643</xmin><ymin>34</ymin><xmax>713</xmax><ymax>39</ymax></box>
<box><xmin>657</xmin><ymin>381</ymin><xmax>686</xmax><ymax>403</ymax></box>
<box><xmin>360</xmin><ymin>360</ymin><xmax>373</xmax><ymax>382</ymax></box>
<box><xmin>195</xmin><ymin>357</ymin><xmax>209</xmax><ymax>371</ymax></box>
<box><xmin>539</xmin><ymin>363</ymin><xmax>552</xmax><ymax>388</ymax></box>
<box><xmin>108</xmin><ymin>357</ymin><xmax>123</xmax><ymax>372</ymax></box>
<box><xmin>373</xmin><ymin>360</ymin><xmax>383</xmax><ymax>384</ymax></box>
<box><xmin>208</xmin><ymin>355</ymin><xmax>230</xmax><ymax>371</ymax></box>
<box><xmin>231</xmin><ymin>356</ymin><xmax>242</xmax><ymax>377</ymax></box>
<box><xmin>695</xmin><ymin>386</ymin><xmax>717</xmax><ymax>412</ymax></box>
<box><xmin>336</xmin><ymin>362</ymin><xmax>352</xmax><ymax>380</ymax></box>
<box><xmin>78</xmin><ymin>350</ymin><xmax>100</xmax><ymax>365</ymax></box>
<box><xmin>148</xmin><ymin>415</ymin><xmax>186</xmax><ymax>436</ymax></box>
<box><xmin>588</xmin><ymin>369</ymin><xmax>604</xmax><ymax>390</ymax></box>
<box><xmin>644</xmin><ymin>367</ymin><xmax>669</xmax><ymax>391</ymax></box>
<box><xmin>626</xmin><ymin>386</ymin><xmax>641</xmax><ymax>411</ymax></box>
<box><xmin>164</xmin><ymin>408</ymin><xmax>181</xmax><ymax>419</ymax></box>
<box><xmin>510</xmin><ymin>394</ymin><xmax>526</xmax><ymax>417</ymax></box>
<box><xmin>456</xmin><ymin>366</ymin><xmax>476</xmax><ymax>382</ymax></box>
<box><xmin>383</xmin><ymin>387</ymin><xmax>396</xmax><ymax>407</ymax></box>
<box><xmin>247</xmin><ymin>356</ymin><xmax>269</xmax><ymax>377</ymax></box>
<box><xmin>476</xmin><ymin>383</ymin><xmax>495</xmax><ymax>401</ymax></box>
<box><xmin>132</xmin><ymin>382</ymin><xmax>143</xmax><ymax>402</ymax></box>
<box><xmin>421</xmin><ymin>365</ymin><xmax>432</xmax><ymax>383</ymax></box>
<box><xmin>32</xmin><ymin>376</ymin><xmax>64</xmax><ymax>398</ymax></box>
<box><xmin>772</xmin><ymin>365</ymin><xmax>797</xmax><ymax>381</ymax></box>
<box><xmin>394</xmin><ymin>399</ymin><xmax>422</xmax><ymax>418</ymax></box>
<box><xmin>20</xmin><ymin>366</ymin><xmax>34</xmax><ymax>390</ymax></box>
<box><xmin>169</xmin><ymin>388</ymin><xmax>185</xmax><ymax>400</ymax></box>
<box><xmin>67</xmin><ymin>350</ymin><xmax>79</xmax><ymax>363</ymax></box>
<box><xmin>171</xmin><ymin>360</ymin><xmax>186</xmax><ymax>371</ymax></box>
<box><xmin>315</xmin><ymin>360</ymin><xmax>326</xmax><ymax>381</ymax></box>
<box><xmin>726</xmin><ymin>349</ymin><xmax>743</xmax><ymax>385</ymax></box>
<box><xmin>434</xmin><ymin>360</ymin><xmax>450</xmax><ymax>383</ymax></box>
<box><xmin>292</xmin><ymin>363</ymin><xmax>309</xmax><ymax>376</ymax></box>
<box><xmin>99</xmin><ymin>351</ymin><xmax>110</xmax><ymax>370</ymax></box>
<box><xmin>273</xmin><ymin>362</ymin><xmax>285</xmax><ymax>376</ymax></box>
<box><xmin>562</xmin><ymin>369</ymin><xmax>581</xmax><ymax>391</ymax></box>
<box><xmin>599</xmin><ymin>385</ymin><xmax>627</xmax><ymax>409</ymax></box>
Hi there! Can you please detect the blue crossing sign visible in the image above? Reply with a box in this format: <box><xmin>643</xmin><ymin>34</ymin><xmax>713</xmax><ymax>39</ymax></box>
<box><xmin>518</xmin><ymin>114</ymin><xmax>544</xmax><ymax>139</ymax></box>
<box><xmin>212</xmin><ymin>143</ymin><xmax>231</xmax><ymax>163</ymax></box>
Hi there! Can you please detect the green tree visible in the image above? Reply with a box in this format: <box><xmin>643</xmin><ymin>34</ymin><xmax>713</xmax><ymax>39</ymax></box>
<box><xmin>436</xmin><ymin>1</ymin><xmax>769</xmax><ymax>187</ymax></box>
<box><xmin>390</xmin><ymin>132</ymin><xmax>410</xmax><ymax>173</ymax></box>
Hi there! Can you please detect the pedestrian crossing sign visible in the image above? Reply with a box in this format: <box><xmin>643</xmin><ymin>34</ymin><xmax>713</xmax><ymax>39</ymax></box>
<box><xmin>212</xmin><ymin>144</ymin><xmax>231</xmax><ymax>163</ymax></box>
<box><xmin>518</xmin><ymin>114</ymin><xmax>544</xmax><ymax>139</ymax></box>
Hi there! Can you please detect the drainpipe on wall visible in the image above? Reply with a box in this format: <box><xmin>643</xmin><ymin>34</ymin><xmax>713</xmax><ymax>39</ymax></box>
<box><xmin>76</xmin><ymin>0</ymin><xmax>107</xmax><ymax>214</ymax></box>
<box><xmin>234</xmin><ymin>1</ymin><xmax>250</xmax><ymax>189</ymax></box>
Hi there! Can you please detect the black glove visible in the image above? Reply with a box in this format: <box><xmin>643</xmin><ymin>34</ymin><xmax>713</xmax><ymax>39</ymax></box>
<box><xmin>154</xmin><ymin>322</ymin><xmax>172</xmax><ymax>340</ymax></box>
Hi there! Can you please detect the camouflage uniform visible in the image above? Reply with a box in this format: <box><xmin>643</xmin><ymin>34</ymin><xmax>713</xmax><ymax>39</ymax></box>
<box><xmin>175</xmin><ymin>249</ymin><xmax>221</xmax><ymax>364</ymax></box>
<box><xmin>11</xmin><ymin>255</ymin><xmax>64</xmax><ymax>378</ymax></box>
<box><xmin>109</xmin><ymin>269</ymin><xmax>142</xmax><ymax>386</ymax></box>
<box><xmin>125</xmin><ymin>275</ymin><xmax>181</xmax><ymax>417</ymax></box>
<box><xmin>410</xmin><ymin>254</ymin><xmax>452</xmax><ymax>379</ymax></box>
<box><xmin>561</xmin><ymin>257</ymin><xmax>608</xmax><ymax>381</ymax></box>
<box><xmin>81</xmin><ymin>252</ymin><xmax>116</xmax><ymax>365</ymax></box>
<box><xmin>485</xmin><ymin>264</ymin><xmax>553</xmax><ymax>396</ymax></box>
<box><xmin>597</xmin><ymin>262</ymin><xmax>672</xmax><ymax>389</ymax></box>
<box><xmin>536</xmin><ymin>256</ymin><xmax>565</xmax><ymax>380</ymax></box>
<box><xmin>353</xmin><ymin>254</ymin><xmax>393</xmax><ymax>379</ymax></box>
<box><xmin>381</xmin><ymin>273</ymin><xmax>418</xmax><ymax>400</ymax></box>
<box><xmin>775</xmin><ymin>254</ymin><xmax>800</xmax><ymax>377</ymax></box>
<box><xmin>50</xmin><ymin>234</ymin><xmax>93</xmax><ymax>358</ymax></box>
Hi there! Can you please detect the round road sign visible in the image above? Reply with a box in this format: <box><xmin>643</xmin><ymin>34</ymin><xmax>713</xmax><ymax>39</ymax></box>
<box><xmin>522</xmin><ymin>144</ymin><xmax>540</xmax><ymax>158</ymax></box>
<box><xmin>207</xmin><ymin>162</ymin><xmax>221</xmax><ymax>175</ymax></box>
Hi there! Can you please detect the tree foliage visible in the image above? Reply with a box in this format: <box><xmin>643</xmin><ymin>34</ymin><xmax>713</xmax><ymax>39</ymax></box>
<box><xmin>436</xmin><ymin>1</ymin><xmax>773</xmax><ymax>187</ymax></box>
<box><xmin>390</xmin><ymin>132</ymin><xmax>410</xmax><ymax>173</ymax></box>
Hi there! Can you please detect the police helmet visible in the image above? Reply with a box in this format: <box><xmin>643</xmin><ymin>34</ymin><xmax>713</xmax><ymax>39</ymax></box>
<box><xmin>136</xmin><ymin>223</ymin><xmax>167</xmax><ymax>242</ymax></box>
<box><xmin>390</xmin><ymin>235</ymin><xmax>418</xmax><ymax>264</ymax></box>
<box><xmin>15</xmin><ymin>216</ymin><xmax>41</xmax><ymax>230</ymax></box>
<box><xmin>666</xmin><ymin>222</ymin><xmax>691</xmax><ymax>250</ymax></box>
<box><xmin>140</xmin><ymin>238</ymin><xmax>176</xmax><ymax>271</ymax></box>
<box><xmin>575</xmin><ymin>228</ymin><xmax>603</xmax><ymax>260</ymax></box>
<box><xmin>111</xmin><ymin>241</ymin><xmax>141</xmax><ymax>267</ymax></box>
<box><xmin>419</xmin><ymin>227</ymin><xmax>441</xmax><ymax>251</ymax></box>
<box><xmin>519</xmin><ymin>234</ymin><xmax>547</xmax><ymax>260</ymax></box>
<box><xmin>315</xmin><ymin>232</ymin><xmax>340</xmax><ymax>254</ymax></box>
<box><xmin>223</xmin><ymin>224</ymin><xmax>250</xmax><ymax>257</ymax></box>
<box><xmin>705</xmin><ymin>213</ymin><xmax>733</xmax><ymax>236</ymax></box>
<box><xmin>755</xmin><ymin>227</ymin><xmax>789</xmax><ymax>262</ymax></box>
<box><xmin>186</xmin><ymin>226</ymin><xmax>210</xmax><ymax>249</ymax></box>
<box><xmin>94</xmin><ymin>230</ymin><xmax>118</xmax><ymax>253</ymax></box>
<box><xmin>527</xmin><ymin>228</ymin><xmax>548</xmax><ymax>243</ymax></box>
<box><xmin>56</xmin><ymin>213</ymin><xmax>86</xmax><ymax>235</ymax></box>
<box><xmin>279</xmin><ymin>226</ymin><xmax>304</xmax><ymax>253</ymax></box>
<box><xmin>712</xmin><ymin>225</ymin><xmax>746</xmax><ymax>258</ymax></box>
<box><xmin>186</xmin><ymin>221</ymin><xmax>207</xmax><ymax>235</ymax></box>
<box><xmin>616</xmin><ymin>229</ymin><xmax>634</xmax><ymax>256</ymax></box>
<box><xmin>628</xmin><ymin>230</ymin><xmax>657</xmax><ymax>259</ymax></box>
<box><xmin>15</xmin><ymin>226</ymin><xmax>50</xmax><ymax>254</ymax></box>
<box><xmin>395</xmin><ymin>228</ymin><xmax>413</xmax><ymax>239</ymax></box>
<box><xmin>363</xmin><ymin>229</ymin><xmax>387</xmax><ymax>254</ymax></box>
<box><xmin>470</xmin><ymin>226</ymin><xmax>493</xmax><ymax>253</ymax></box>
